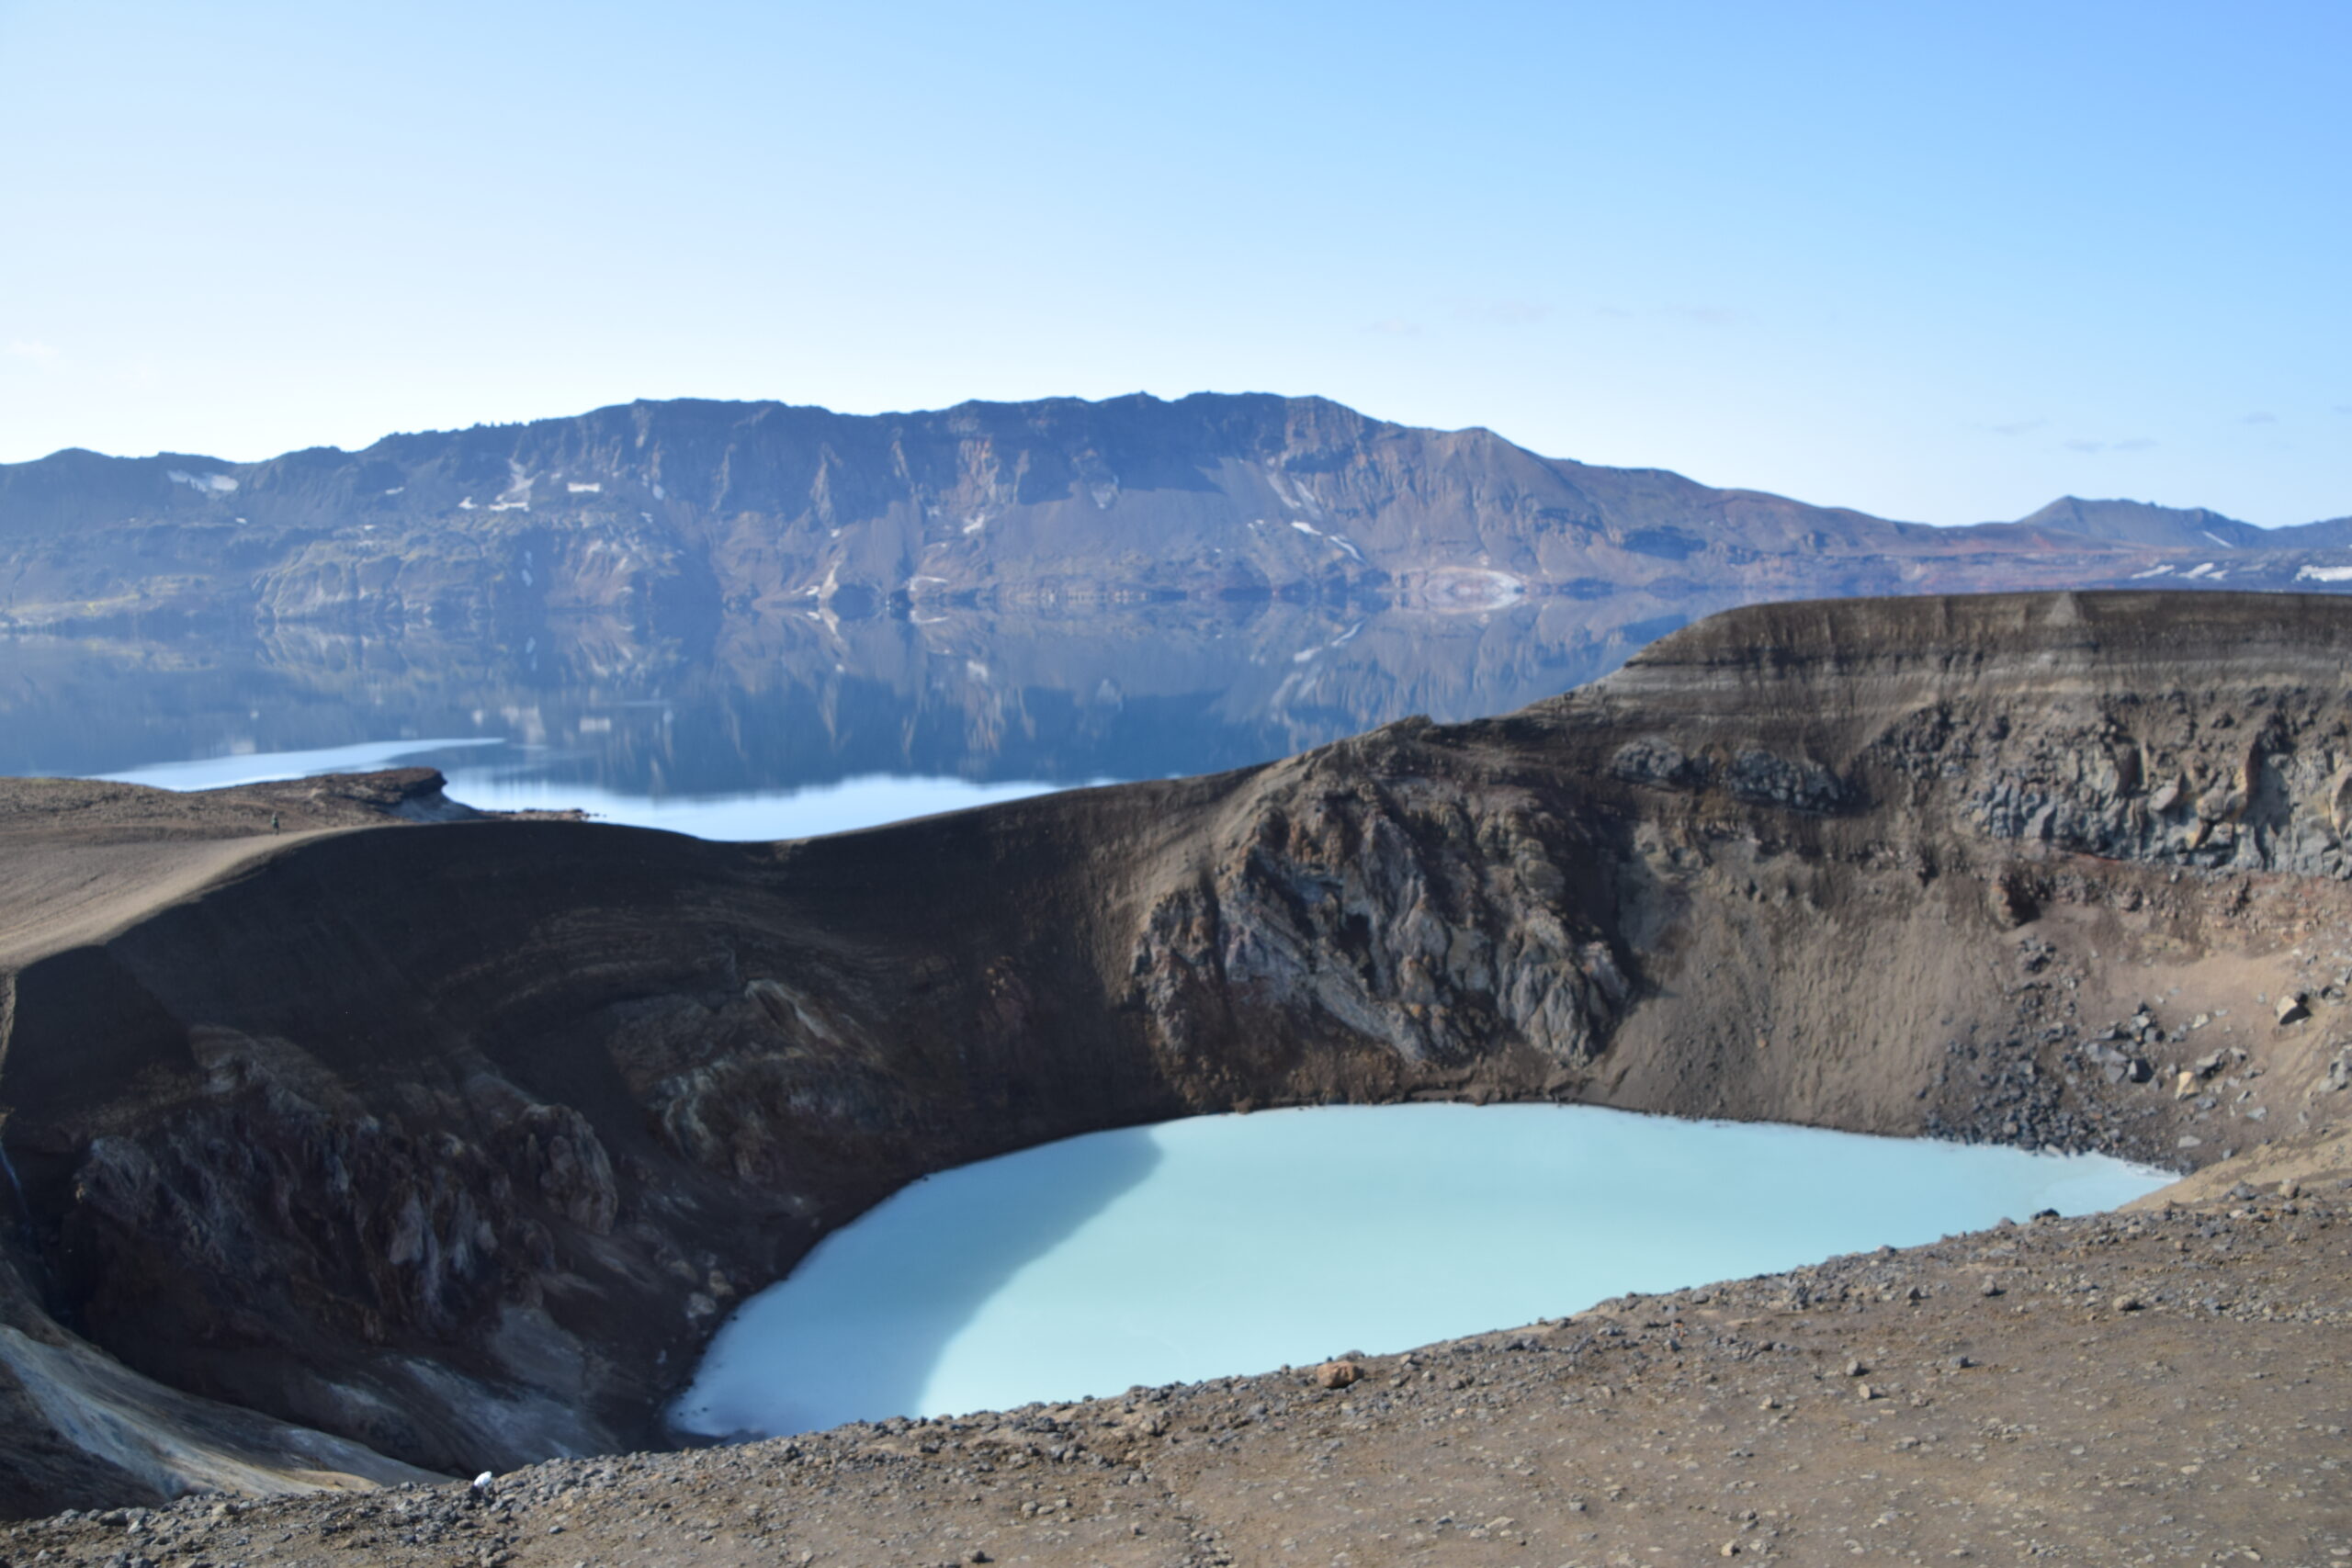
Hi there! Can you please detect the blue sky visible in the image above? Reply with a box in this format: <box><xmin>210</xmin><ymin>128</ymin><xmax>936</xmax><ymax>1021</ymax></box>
<box><xmin>1</xmin><ymin>0</ymin><xmax>2344</xmax><ymax>525</ymax></box>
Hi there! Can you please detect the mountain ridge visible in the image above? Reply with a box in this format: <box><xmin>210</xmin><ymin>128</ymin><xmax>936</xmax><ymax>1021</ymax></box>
<box><xmin>6</xmin><ymin>396</ymin><xmax>2335</xmax><ymax>541</ymax></box>
<box><xmin>4</xmin><ymin>392</ymin><xmax>2346</xmax><ymax>638</ymax></box>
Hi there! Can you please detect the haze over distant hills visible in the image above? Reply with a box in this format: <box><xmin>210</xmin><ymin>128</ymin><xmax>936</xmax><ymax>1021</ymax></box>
<box><xmin>3</xmin><ymin>392</ymin><xmax>2346</xmax><ymax>641</ymax></box>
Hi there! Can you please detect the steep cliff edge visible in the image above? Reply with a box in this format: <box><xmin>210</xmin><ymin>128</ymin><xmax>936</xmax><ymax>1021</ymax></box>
<box><xmin>3</xmin><ymin>591</ymin><xmax>2349</xmax><ymax>1514</ymax></box>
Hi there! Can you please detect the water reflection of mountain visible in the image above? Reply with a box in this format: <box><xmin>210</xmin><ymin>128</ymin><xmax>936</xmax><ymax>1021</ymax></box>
<box><xmin>3</xmin><ymin>593</ymin><xmax>1736</xmax><ymax>790</ymax></box>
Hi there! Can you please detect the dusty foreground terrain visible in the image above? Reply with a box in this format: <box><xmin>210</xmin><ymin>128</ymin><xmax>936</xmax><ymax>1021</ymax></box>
<box><xmin>6</xmin><ymin>1160</ymin><xmax>2346</xmax><ymax>1568</ymax></box>
<box><xmin>4</xmin><ymin>591</ymin><xmax>2352</xmax><ymax>1550</ymax></box>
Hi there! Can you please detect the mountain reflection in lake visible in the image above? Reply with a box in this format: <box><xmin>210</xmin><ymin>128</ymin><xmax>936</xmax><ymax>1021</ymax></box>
<box><xmin>5</xmin><ymin>596</ymin><xmax>1720</xmax><ymax>807</ymax></box>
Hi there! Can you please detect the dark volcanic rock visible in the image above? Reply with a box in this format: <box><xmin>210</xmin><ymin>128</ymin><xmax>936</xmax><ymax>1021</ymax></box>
<box><xmin>4</xmin><ymin>591</ymin><xmax>2352</xmax><ymax>1513</ymax></box>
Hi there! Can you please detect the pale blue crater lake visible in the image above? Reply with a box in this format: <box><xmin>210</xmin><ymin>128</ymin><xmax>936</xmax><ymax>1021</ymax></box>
<box><xmin>673</xmin><ymin>1103</ymin><xmax>2171</xmax><ymax>1438</ymax></box>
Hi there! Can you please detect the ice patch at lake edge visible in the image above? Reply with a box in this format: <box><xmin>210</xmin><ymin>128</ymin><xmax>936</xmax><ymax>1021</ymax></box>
<box><xmin>674</xmin><ymin>1103</ymin><xmax>2171</xmax><ymax>1439</ymax></box>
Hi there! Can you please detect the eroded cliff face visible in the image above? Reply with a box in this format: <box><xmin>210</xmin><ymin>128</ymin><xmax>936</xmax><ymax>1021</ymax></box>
<box><xmin>1128</xmin><ymin>751</ymin><xmax>1630</xmax><ymax>1086</ymax></box>
<box><xmin>5</xmin><ymin>591</ymin><xmax>2352</xmax><ymax>1515</ymax></box>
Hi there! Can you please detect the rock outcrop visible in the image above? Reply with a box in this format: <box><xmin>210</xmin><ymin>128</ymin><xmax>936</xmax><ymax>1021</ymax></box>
<box><xmin>4</xmin><ymin>590</ymin><xmax>2352</xmax><ymax>1514</ymax></box>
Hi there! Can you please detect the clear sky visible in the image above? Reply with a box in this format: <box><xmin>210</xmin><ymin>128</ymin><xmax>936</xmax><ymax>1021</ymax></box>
<box><xmin>2</xmin><ymin>0</ymin><xmax>2344</xmax><ymax>525</ymax></box>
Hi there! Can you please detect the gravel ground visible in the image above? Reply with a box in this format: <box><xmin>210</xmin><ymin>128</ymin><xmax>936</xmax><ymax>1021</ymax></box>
<box><xmin>10</xmin><ymin>1179</ymin><xmax>2343</xmax><ymax>1568</ymax></box>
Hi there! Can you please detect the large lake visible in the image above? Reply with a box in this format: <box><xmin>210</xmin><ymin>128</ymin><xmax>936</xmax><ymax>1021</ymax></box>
<box><xmin>673</xmin><ymin>1103</ymin><xmax>2172</xmax><ymax>1438</ymax></box>
<box><xmin>5</xmin><ymin>596</ymin><xmax>1714</xmax><ymax>829</ymax></box>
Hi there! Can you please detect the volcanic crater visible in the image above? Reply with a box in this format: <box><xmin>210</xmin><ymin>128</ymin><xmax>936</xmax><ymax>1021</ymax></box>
<box><xmin>1</xmin><ymin>590</ymin><xmax>2347</xmax><ymax>1562</ymax></box>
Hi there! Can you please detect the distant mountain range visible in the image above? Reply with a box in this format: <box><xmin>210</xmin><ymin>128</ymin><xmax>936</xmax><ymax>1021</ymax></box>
<box><xmin>2</xmin><ymin>392</ymin><xmax>2346</xmax><ymax>636</ymax></box>
<box><xmin>1993</xmin><ymin>495</ymin><xmax>2352</xmax><ymax>553</ymax></box>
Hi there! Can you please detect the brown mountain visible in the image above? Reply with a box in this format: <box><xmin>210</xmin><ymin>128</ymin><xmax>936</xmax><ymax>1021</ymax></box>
<box><xmin>4</xmin><ymin>394</ymin><xmax>2346</xmax><ymax>639</ymax></box>
<box><xmin>2001</xmin><ymin>495</ymin><xmax>2267</xmax><ymax>549</ymax></box>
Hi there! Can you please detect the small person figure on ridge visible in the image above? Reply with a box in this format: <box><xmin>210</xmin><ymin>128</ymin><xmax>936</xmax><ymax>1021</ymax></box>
<box><xmin>270</xmin><ymin>811</ymin><xmax>280</xmax><ymax>833</ymax></box>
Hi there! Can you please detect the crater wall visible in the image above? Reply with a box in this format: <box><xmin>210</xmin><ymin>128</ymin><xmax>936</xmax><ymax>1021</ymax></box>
<box><xmin>4</xmin><ymin>591</ymin><xmax>2350</xmax><ymax>1511</ymax></box>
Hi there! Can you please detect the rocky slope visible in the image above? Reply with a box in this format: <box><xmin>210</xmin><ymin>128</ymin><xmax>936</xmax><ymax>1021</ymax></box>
<box><xmin>3</xmin><ymin>591</ymin><xmax>2351</xmax><ymax>1517</ymax></box>
<box><xmin>5</xmin><ymin>394</ymin><xmax>2349</xmax><ymax>641</ymax></box>
<box><xmin>8</xmin><ymin>1168</ymin><xmax>2344</xmax><ymax>1567</ymax></box>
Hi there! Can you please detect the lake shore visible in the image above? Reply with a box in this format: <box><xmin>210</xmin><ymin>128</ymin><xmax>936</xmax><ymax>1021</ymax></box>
<box><xmin>677</xmin><ymin>1103</ymin><xmax>2169</xmax><ymax>1438</ymax></box>
<box><xmin>8</xmin><ymin>1159</ymin><xmax>2345</xmax><ymax>1565</ymax></box>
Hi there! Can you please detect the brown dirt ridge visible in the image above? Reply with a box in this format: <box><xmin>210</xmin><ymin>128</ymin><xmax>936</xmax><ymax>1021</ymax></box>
<box><xmin>0</xmin><ymin>589</ymin><xmax>2349</xmax><ymax>1557</ymax></box>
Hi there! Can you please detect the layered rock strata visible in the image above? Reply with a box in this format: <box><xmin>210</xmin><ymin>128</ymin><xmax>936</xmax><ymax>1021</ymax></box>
<box><xmin>3</xmin><ymin>590</ymin><xmax>2350</xmax><ymax>1512</ymax></box>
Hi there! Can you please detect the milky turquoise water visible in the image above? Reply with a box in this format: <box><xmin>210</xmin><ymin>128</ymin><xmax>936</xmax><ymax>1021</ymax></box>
<box><xmin>673</xmin><ymin>1103</ymin><xmax>2172</xmax><ymax>1438</ymax></box>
